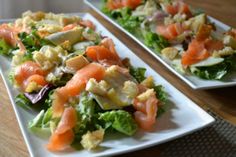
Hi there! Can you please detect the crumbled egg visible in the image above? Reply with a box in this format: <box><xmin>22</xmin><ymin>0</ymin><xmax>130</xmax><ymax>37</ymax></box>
<box><xmin>173</xmin><ymin>13</ymin><xmax>187</xmax><ymax>23</ymax></box>
<box><xmin>11</xmin><ymin>50</ymin><xmax>25</xmax><ymax>66</ymax></box>
<box><xmin>38</xmin><ymin>24</ymin><xmax>62</xmax><ymax>34</ymax></box>
<box><xmin>122</xmin><ymin>81</ymin><xmax>139</xmax><ymax>99</ymax></box>
<box><xmin>137</xmin><ymin>89</ymin><xmax>155</xmax><ymax>102</ymax></box>
<box><xmin>223</xmin><ymin>35</ymin><xmax>236</xmax><ymax>49</ymax></box>
<box><xmin>212</xmin><ymin>46</ymin><xmax>235</xmax><ymax>57</ymax></box>
<box><xmin>141</xmin><ymin>76</ymin><xmax>155</xmax><ymax>88</ymax></box>
<box><xmin>105</xmin><ymin>65</ymin><xmax>119</xmax><ymax>77</ymax></box>
<box><xmin>33</xmin><ymin>45</ymin><xmax>67</xmax><ymax>70</ymax></box>
<box><xmin>81</xmin><ymin>129</ymin><xmax>105</xmax><ymax>150</ymax></box>
<box><xmin>161</xmin><ymin>47</ymin><xmax>179</xmax><ymax>60</ymax></box>
<box><xmin>86</xmin><ymin>78</ymin><xmax>109</xmax><ymax>96</ymax></box>
<box><xmin>25</xmin><ymin>82</ymin><xmax>42</xmax><ymax>93</ymax></box>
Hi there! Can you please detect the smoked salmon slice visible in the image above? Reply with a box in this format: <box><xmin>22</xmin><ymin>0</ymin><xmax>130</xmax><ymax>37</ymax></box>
<box><xmin>26</xmin><ymin>74</ymin><xmax>47</xmax><ymax>86</ymax></box>
<box><xmin>133</xmin><ymin>94</ymin><xmax>158</xmax><ymax>131</ymax></box>
<box><xmin>79</xmin><ymin>20</ymin><xmax>96</xmax><ymax>30</ymax></box>
<box><xmin>107</xmin><ymin>0</ymin><xmax>142</xmax><ymax>10</ymax></box>
<box><xmin>47</xmin><ymin>130</ymin><xmax>74</xmax><ymax>152</ymax></box>
<box><xmin>62</xmin><ymin>23</ymin><xmax>78</xmax><ymax>32</ymax></box>
<box><xmin>133</xmin><ymin>85</ymin><xmax>159</xmax><ymax>131</ymax></box>
<box><xmin>47</xmin><ymin>107</ymin><xmax>77</xmax><ymax>151</ymax></box>
<box><xmin>182</xmin><ymin>38</ymin><xmax>224</xmax><ymax>67</ymax></box>
<box><xmin>0</xmin><ymin>23</ymin><xmax>26</xmax><ymax>51</ymax></box>
<box><xmin>181</xmin><ymin>39</ymin><xmax>210</xmax><ymax>66</ymax></box>
<box><xmin>14</xmin><ymin>61</ymin><xmax>46</xmax><ymax>89</ymax></box>
<box><xmin>86</xmin><ymin>46</ymin><xmax>118</xmax><ymax>61</ymax></box>
<box><xmin>204</xmin><ymin>39</ymin><xmax>224</xmax><ymax>52</ymax></box>
<box><xmin>164</xmin><ymin>1</ymin><xmax>192</xmax><ymax>17</ymax></box>
<box><xmin>52</xmin><ymin>63</ymin><xmax>105</xmax><ymax>117</ymax></box>
<box><xmin>86</xmin><ymin>38</ymin><xmax>122</xmax><ymax>66</ymax></box>
<box><xmin>87</xmin><ymin>38</ymin><xmax>120</xmax><ymax>61</ymax></box>
<box><xmin>123</xmin><ymin>0</ymin><xmax>142</xmax><ymax>9</ymax></box>
<box><xmin>156</xmin><ymin>23</ymin><xmax>185</xmax><ymax>40</ymax></box>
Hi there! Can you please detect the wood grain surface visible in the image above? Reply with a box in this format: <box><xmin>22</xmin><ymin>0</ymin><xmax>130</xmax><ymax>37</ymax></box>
<box><xmin>0</xmin><ymin>0</ymin><xmax>235</xmax><ymax>156</ymax></box>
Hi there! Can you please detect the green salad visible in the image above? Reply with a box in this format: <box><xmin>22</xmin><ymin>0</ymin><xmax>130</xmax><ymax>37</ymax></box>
<box><xmin>0</xmin><ymin>11</ymin><xmax>167</xmax><ymax>152</ymax></box>
<box><xmin>102</xmin><ymin>0</ymin><xmax>236</xmax><ymax>80</ymax></box>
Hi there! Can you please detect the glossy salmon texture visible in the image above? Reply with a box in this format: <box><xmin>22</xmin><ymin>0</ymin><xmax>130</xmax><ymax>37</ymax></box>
<box><xmin>0</xmin><ymin>23</ymin><xmax>26</xmax><ymax>51</ymax></box>
<box><xmin>133</xmin><ymin>85</ymin><xmax>159</xmax><ymax>131</ymax></box>
<box><xmin>164</xmin><ymin>1</ymin><xmax>192</xmax><ymax>17</ymax></box>
<box><xmin>14</xmin><ymin>61</ymin><xmax>47</xmax><ymax>90</ymax></box>
<box><xmin>62</xmin><ymin>23</ymin><xmax>78</xmax><ymax>32</ymax></box>
<box><xmin>156</xmin><ymin>23</ymin><xmax>186</xmax><ymax>40</ymax></box>
<box><xmin>26</xmin><ymin>74</ymin><xmax>47</xmax><ymax>87</ymax></box>
<box><xmin>79</xmin><ymin>20</ymin><xmax>96</xmax><ymax>30</ymax></box>
<box><xmin>86</xmin><ymin>38</ymin><xmax>122</xmax><ymax>66</ymax></box>
<box><xmin>181</xmin><ymin>39</ymin><xmax>224</xmax><ymax>66</ymax></box>
<box><xmin>47</xmin><ymin>107</ymin><xmax>77</xmax><ymax>151</ymax></box>
<box><xmin>181</xmin><ymin>39</ymin><xmax>210</xmax><ymax>66</ymax></box>
<box><xmin>107</xmin><ymin>0</ymin><xmax>142</xmax><ymax>10</ymax></box>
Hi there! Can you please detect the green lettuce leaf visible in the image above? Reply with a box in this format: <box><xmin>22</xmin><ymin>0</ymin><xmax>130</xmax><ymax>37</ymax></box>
<box><xmin>102</xmin><ymin>6</ymin><xmax>143</xmax><ymax>35</ymax></box>
<box><xmin>190</xmin><ymin>55</ymin><xmax>236</xmax><ymax>80</ymax></box>
<box><xmin>15</xmin><ymin>94</ymin><xmax>32</xmax><ymax>110</ymax></box>
<box><xmin>73</xmin><ymin>93</ymin><xmax>102</xmax><ymax>143</ymax></box>
<box><xmin>99</xmin><ymin>110</ymin><xmax>137</xmax><ymax>136</ymax></box>
<box><xmin>153</xmin><ymin>85</ymin><xmax>168</xmax><ymax>117</ymax></box>
<box><xmin>0</xmin><ymin>39</ymin><xmax>12</xmax><ymax>57</ymax></box>
<box><xmin>28</xmin><ymin>108</ymin><xmax>55</xmax><ymax>138</ymax></box>
<box><xmin>153</xmin><ymin>85</ymin><xmax>168</xmax><ymax>104</ymax></box>
<box><xmin>18</xmin><ymin>30</ymin><xmax>51</xmax><ymax>53</ymax></box>
<box><xmin>129</xmin><ymin>66</ymin><xmax>146</xmax><ymax>83</ymax></box>
<box><xmin>44</xmin><ymin>89</ymin><xmax>55</xmax><ymax>107</ymax></box>
<box><xmin>142</xmin><ymin>30</ymin><xmax>169</xmax><ymax>52</ymax></box>
<box><xmin>77</xmin><ymin>92</ymin><xmax>97</xmax><ymax>118</ymax></box>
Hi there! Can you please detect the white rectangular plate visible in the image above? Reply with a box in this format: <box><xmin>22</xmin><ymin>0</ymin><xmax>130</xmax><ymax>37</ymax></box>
<box><xmin>85</xmin><ymin>0</ymin><xmax>236</xmax><ymax>90</ymax></box>
<box><xmin>0</xmin><ymin>13</ymin><xmax>214</xmax><ymax>157</ymax></box>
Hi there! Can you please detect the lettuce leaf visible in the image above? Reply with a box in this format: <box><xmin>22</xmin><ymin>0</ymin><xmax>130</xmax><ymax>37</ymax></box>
<box><xmin>129</xmin><ymin>66</ymin><xmax>146</xmax><ymax>83</ymax></box>
<box><xmin>77</xmin><ymin>92</ymin><xmax>98</xmax><ymax>118</ymax></box>
<box><xmin>129</xmin><ymin>67</ymin><xmax>168</xmax><ymax>117</ymax></box>
<box><xmin>15</xmin><ymin>94</ymin><xmax>32</xmax><ymax>110</ymax></box>
<box><xmin>99</xmin><ymin>110</ymin><xmax>137</xmax><ymax>136</ymax></box>
<box><xmin>102</xmin><ymin>6</ymin><xmax>143</xmax><ymax>35</ymax></box>
<box><xmin>101</xmin><ymin>2</ymin><xmax>168</xmax><ymax>52</ymax></box>
<box><xmin>190</xmin><ymin>55</ymin><xmax>236</xmax><ymax>80</ymax></box>
<box><xmin>0</xmin><ymin>39</ymin><xmax>12</xmax><ymax>57</ymax></box>
<box><xmin>142</xmin><ymin>30</ymin><xmax>169</xmax><ymax>53</ymax></box>
<box><xmin>73</xmin><ymin>93</ymin><xmax>102</xmax><ymax>143</ymax></box>
<box><xmin>117</xmin><ymin>15</ymin><xmax>143</xmax><ymax>34</ymax></box>
<box><xmin>153</xmin><ymin>85</ymin><xmax>168</xmax><ymax>104</ymax></box>
<box><xmin>153</xmin><ymin>85</ymin><xmax>168</xmax><ymax>117</ymax></box>
<box><xmin>129</xmin><ymin>67</ymin><xmax>168</xmax><ymax>104</ymax></box>
<box><xmin>28</xmin><ymin>108</ymin><xmax>55</xmax><ymax>138</ymax></box>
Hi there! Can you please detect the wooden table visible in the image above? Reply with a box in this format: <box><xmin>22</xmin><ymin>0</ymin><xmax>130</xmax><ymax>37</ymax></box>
<box><xmin>0</xmin><ymin>0</ymin><xmax>235</xmax><ymax>156</ymax></box>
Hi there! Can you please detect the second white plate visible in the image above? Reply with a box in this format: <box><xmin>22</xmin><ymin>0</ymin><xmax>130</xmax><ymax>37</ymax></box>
<box><xmin>85</xmin><ymin>0</ymin><xmax>236</xmax><ymax>90</ymax></box>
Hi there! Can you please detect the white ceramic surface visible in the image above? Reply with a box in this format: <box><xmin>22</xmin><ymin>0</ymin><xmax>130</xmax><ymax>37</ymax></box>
<box><xmin>0</xmin><ymin>13</ymin><xmax>214</xmax><ymax>157</ymax></box>
<box><xmin>84</xmin><ymin>0</ymin><xmax>236</xmax><ymax>90</ymax></box>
